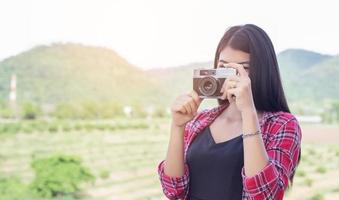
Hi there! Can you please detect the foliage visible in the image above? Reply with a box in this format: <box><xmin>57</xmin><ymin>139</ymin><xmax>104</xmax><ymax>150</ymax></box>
<box><xmin>30</xmin><ymin>154</ymin><xmax>95</xmax><ymax>198</ymax></box>
<box><xmin>22</xmin><ymin>102</ymin><xmax>41</xmax><ymax>120</ymax></box>
<box><xmin>0</xmin><ymin>176</ymin><xmax>34</xmax><ymax>200</ymax></box>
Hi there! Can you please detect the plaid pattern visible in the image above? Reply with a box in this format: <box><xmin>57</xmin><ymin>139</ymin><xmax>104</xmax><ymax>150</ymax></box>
<box><xmin>158</xmin><ymin>104</ymin><xmax>302</xmax><ymax>200</ymax></box>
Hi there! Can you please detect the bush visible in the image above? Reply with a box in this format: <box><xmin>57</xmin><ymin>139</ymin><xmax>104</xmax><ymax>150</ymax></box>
<box><xmin>296</xmin><ymin>169</ymin><xmax>306</xmax><ymax>177</ymax></box>
<box><xmin>0</xmin><ymin>123</ymin><xmax>21</xmax><ymax>134</ymax></box>
<box><xmin>309</xmin><ymin>193</ymin><xmax>324</xmax><ymax>200</ymax></box>
<box><xmin>304</xmin><ymin>178</ymin><xmax>313</xmax><ymax>187</ymax></box>
<box><xmin>315</xmin><ymin>166</ymin><xmax>327</xmax><ymax>174</ymax></box>
<box><xmin>73</xmin><ymin>123</ymin><xmax>83</xmax><ymax>131</ymax></box>
<box><xmin>30</xmin><ymin>154</ymin><xmax>95</xmax><ymax>198</ymax></box>
<box><xmin>153</xmin><ymin>107</ymin><xmax>167</xmax><ymax>118</ymax></box>
<box><xmin>52</xmin><ymin>101</ymin><xmax>124</xmax><ymax>119</ymax></box>
<box><xmin>61</xmin><ymin>123</ymin><xmax>73</xmax><ymax>132</ymax></box>
<box><xmin>48</xmin><ymin>123</ymin><xmax>59</xmax><ymax>133</ymax></box>
<box><xmin>99</xmin><ymin>170</ymin><xmax>110</xmax><ymax>179</ymax></box>
<box><xmin>0</xmin><ymin>177</ymin><xmax>33</xmax><ymax>200</ymax></box>
<box><xmin>22</xmin><ymin>102</ymin><xmax>41</xmax><ymax>120</ymax></box>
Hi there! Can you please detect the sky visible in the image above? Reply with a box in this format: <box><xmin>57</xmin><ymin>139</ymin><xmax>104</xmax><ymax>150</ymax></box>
<box><xmin>0</xmin><ymin>0</ymin><xmax>338</xmax><ymax>69</ymax></box>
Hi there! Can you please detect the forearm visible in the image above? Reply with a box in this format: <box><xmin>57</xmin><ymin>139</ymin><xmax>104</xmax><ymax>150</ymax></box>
<box><xmin>163</xmin><ymin>122</ymin><xmax>186</xmax><ymax>177</ymax></box>
<box><xmin>242</xmin><ymin>109</ymin><xmax>269</xmax><ymax>177</ymax></box>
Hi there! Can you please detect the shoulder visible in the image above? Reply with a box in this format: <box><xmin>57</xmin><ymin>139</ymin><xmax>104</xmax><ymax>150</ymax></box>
<box><xmin>263</xmin><ymin>111</ymin><xmax>302</xmax><ymax>138</ymax></box>
<box><xmin>183</xmin><ymin>106</ymin><xmax>219</xmax><ymax>140</ymax></box>
<box><xmin>184</xmin><ymin>104</ymin><xmax>227</xmax><ymax>135</ymax></box>
<box><xmin>184</xmin><ymin>108</ymin><xmax>210</xmax><ymax>133</ymax></box>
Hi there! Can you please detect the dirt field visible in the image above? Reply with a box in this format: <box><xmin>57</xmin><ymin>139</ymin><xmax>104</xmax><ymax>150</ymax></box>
<box><xmin>0</xmin><ymin>121</ymin><xmax>338</xmax><ymax>200</ymax></box>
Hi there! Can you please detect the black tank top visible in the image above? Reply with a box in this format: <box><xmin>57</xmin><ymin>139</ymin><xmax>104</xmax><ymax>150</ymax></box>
<box><xmin>186</xmin><ymin>126</ymin><xmax>244</xmax><ymax>200</ymax></box>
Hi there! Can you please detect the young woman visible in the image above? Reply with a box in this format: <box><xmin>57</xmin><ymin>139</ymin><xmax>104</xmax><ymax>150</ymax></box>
<box><xmin>157</xmin><ymin>24</ymin><xmax>302</xmax><ymax>200</ymax></box>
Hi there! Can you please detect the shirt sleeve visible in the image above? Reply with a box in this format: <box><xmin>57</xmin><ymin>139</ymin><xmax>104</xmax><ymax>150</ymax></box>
<box><xmin>157</xmin><ymin>119</ymin><xmax>193</xmax><ymax>200</ymax></box>
<box><xmin>157</xmin><ymin>160</ymin><xmax>190</xmax><ymax>199</ymax></box>
<box><xmin>157</xmin><ymin>109</ymin><xmax>210</xmax><ymax>199</ymax></box>
<box><xmin>241</xmin><ymin>117</ymin><xmax>302</xmax><ymax>199</ymax></box>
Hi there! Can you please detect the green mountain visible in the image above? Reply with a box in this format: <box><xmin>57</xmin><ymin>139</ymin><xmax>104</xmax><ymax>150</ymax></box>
<box><xmin>277</xmin><ymin>49</ymin><xmax>338</xmax><ymax>102</ymax></box>
<box><xmin>0</xmin><ymin>44</ymin><xmax>338</xmax><ymax>112</ymax></box>
<box><xmin>277</xmin><ymin>49</ymin><xmax>331</xmax><ymax>70</ymax></box>
<box><xmin>287</xmin><ymin>54</ymin><xmax>339</xmax><ymax>101</ymax></box>
<box><xmin>0</xmin><ymin>43</ymin><xmax>161</xmax><ymax>106</ymax></box>
<box><xmin>148</xmin><ymin>49</ymin><xmax>339</xmax><ymax>107</ymax></box>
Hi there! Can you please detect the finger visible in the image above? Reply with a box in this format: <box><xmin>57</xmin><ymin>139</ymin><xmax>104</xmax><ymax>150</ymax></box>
<box><xmin>227</xmin><ymin>89</ymin><xmax>234</xmax><ymax>102</ymax></box>
<box><xmin>180</xmin><ymin>106</ymin><xmax>187</xmax><ymax>114</ymax></box>
<box><xmin>226</xmin><ymin>63</ymin><xmax>247</xmax><ymax>77</ymax></box>
<box><xmin>173</xmin><ymin>103</ymin><xmax>187</xmax><ymax>114</ymax></box>
<box><xmin>220</xmin><ymin>78</ymin><xmax>229</xmax><ymax>93</ymax></box>
<box><xmin>227</xmin><ymin>75</ymin><xmax>241</xmax><ymax>82</ymax></box>
<box><xmin>229</xmin><ymin>80</ymin><xmax>237</xmax><ymax>89</ymax></box>
<box><xmin>182</xmin><ymin>95</ymin><xmax>199</xmax><ymax>112</ymax></box>
<box><xmin>183</xmin><ymin>102</ymin><xmax>193</xmax><ymax>115</ymax></box>
<box><xmin>224</xmin><ymin>81</ymin><xmax>236</xmax><ymax>101</ymax></box>
<box><xmin>227</xmin><ymin>88</ymin><xmax>237</xmax><ymax>101</ymax></box>
<box><xmin>220</xmin><ymin>87</ymin><xmax>228</xmax><ymax>100</ymax></box>
<box><xmin>222</xmin><ymin>91</ymin><xmax>228</xmax><ymax>100</ymax></box>
<box><xmin>188</xmin><ymin>100</ymin><xmax>198</xmax><ymax>115</ymax></box>
<box><xmin>220</xmin><ymin>79</ymin><xmax>234</xmax><ymax>100</ymax></box>
<box><xmin>184</xmin><ymin>96</ymin><xmax>198</xmax><ymax>113</ymax></box>
<box><xmin>190</xmin><ymin>90</ymin><xmax>203</xmax><ymax>106</ymax></box>
<box><xmin>224</xmin><ymin>80</ymin><xmax>237</xmax><ymax>91</ymax></box>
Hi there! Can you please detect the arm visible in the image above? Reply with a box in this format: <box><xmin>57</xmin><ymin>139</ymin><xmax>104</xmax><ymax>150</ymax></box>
<box><xmin>164</xmin><ymin>123</ymin><xmax>186</xmax><ymax>177</ymax></box>
<box><xmin>241</xmin><ymin>109</ymin><xmax>269</xmax><ymax>177</ymax></box>
<box><xmin>241</xmin><ymin>114</ymin><xmax>302</xmax><ymax>199</ymax></box>
<box><xmin>158</xmin><ymin>122</ymin><xmax>190</xmax><ymax>199</ymax></box>
<box><xmin>220</xmin><ymin>63</ymin><xmax>301</xmax><ymax>199</ymax></box>
<box><xmin>158</xmin><ymin>91</ymin><xmax>203</xmax><ymax>199</ymax></box>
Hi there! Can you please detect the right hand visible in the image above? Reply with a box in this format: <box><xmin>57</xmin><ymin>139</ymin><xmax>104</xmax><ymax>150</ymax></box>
<box><xmin>171</xmin><ymin>90</ymin><xmax>203</xmax><ymax>127</ymax></box>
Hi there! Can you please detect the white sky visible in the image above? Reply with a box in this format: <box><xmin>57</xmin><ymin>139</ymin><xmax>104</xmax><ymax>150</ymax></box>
<box><xmin>0</xmin><ymin>0</ymin><xmax>338</xmax><ymax>69</ymax></box>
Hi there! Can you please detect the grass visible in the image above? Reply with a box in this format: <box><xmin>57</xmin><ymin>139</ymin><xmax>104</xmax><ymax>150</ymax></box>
<box><xmin>0</xmin><ymin>120</ymin><xmax>338</xmax><ymax>200</ymax></box>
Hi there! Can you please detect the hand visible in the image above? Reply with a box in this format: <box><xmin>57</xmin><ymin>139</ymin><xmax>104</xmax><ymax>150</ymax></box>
<box><xmin>219</xmin><ymin>63</ymin><xmax>256</xmax><ymax>113</ymax></box>
<box><xmin>171</xmin><ymin>90</ymin><xmax>203</xmax><ymax>127</ymax></box>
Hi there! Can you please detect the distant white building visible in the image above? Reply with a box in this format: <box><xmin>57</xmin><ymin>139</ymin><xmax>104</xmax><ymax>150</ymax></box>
<box><xmin>295</xmin><ymin>115</ymin><xmax>322</xmax><ymax>123</ymax></box>
<box><xmin>123</xmin><ymin>106</ymin><xmax>133</xmax><ymax>118</ymax></box>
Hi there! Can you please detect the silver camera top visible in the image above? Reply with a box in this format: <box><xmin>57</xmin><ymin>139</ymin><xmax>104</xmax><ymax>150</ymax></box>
<box><xmin>193</xmin><ymin>67</ymin><xmax>237</xmax><ymax>78</ymax></box>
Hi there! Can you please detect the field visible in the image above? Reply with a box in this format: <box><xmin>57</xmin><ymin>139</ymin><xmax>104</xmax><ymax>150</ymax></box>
<box><xmin>0</xmin><ymin>119</ymin><xmax>338</xmax><ymax>200</ymax></box>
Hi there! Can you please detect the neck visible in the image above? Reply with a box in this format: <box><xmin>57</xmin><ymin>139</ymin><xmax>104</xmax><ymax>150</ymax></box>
<box><xmin>218</xmin><ymin>101</ymin><xmax>242</xmax><ymax>122</ymax></box>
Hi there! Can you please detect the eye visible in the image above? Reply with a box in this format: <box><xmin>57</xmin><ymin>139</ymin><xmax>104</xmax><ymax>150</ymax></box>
<box><xmin>241</xmin><ymin>63</ymin><xmax>250</xmax><ymax>71</ymax></box>
<box><xmin>218</xmin><ymin>63</ymin><xmax>226</xmax><ymax>68</ymax></box>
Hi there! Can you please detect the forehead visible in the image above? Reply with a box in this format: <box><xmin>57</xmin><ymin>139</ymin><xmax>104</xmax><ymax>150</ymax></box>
<box><xmin>219</xmin><ymin>46</ymin><xmax>250</xmax><ymax>63</ymax></box>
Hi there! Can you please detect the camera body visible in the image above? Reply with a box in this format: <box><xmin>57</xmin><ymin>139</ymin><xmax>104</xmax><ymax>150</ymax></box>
<box><xmin>193</xmin><ymin>68</ymin><xmax>236</xmax><ymax>99</ymax></box>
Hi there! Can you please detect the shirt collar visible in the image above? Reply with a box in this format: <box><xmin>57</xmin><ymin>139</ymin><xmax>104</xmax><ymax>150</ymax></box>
<box><xmin>204</xmin><ymin>103</ymin><xmax>279</xmax><ymax>128</ymax></box>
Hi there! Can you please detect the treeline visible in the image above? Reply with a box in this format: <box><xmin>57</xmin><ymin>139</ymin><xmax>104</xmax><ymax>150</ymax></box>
<box><xmin>321</xmin><ymin>100</ymin><xmax>339</xmax><ymax>123</ymax></box>
<box><xmin>1</xmin><ymin>99</ymin><xmax>339</xmax><ymax>124</ymax></box>
<box><xmin>0</xmin><ymin>100</ymin><xmax>169</xmax><ymax>120</ymax></box>
<box><xmin>290</xmin><ymin>99</ymin><xmax>339</xmax><ymax>124</ymax></box>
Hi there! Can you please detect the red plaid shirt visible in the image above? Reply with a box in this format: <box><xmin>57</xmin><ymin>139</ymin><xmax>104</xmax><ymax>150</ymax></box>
<box><xmin>158</xmin><ymin>103</ymin><xmax>302</xmax><ymax>200</ymax></box>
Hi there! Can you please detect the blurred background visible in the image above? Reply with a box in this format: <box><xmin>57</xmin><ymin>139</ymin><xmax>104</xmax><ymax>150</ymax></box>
<box><xmin>0</xmin><ymin>0</ymin><xmax>338</xmax><ymax>199</ymax></box>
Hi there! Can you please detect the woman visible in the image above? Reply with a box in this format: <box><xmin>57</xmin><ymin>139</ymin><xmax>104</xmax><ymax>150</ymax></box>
<box><xmin>157</xmin><ymin>24</ymin><xmax>302</xmax><ymax>200</ymax></box>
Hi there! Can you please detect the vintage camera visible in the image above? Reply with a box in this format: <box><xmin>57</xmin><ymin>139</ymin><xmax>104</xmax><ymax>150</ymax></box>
<box><xmin>193</xmin><ymin>68</ymin><xmax>236</xmax><ymax>98</ymax></box>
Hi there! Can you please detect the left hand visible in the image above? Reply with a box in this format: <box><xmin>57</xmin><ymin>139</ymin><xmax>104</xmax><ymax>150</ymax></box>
<box><xmin>219</xmin><ymin>63</ymin><xmax>256</xmax><ymax>113</ymax></box>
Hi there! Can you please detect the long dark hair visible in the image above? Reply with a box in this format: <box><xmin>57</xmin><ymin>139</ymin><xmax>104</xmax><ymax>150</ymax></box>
<box><xmin>214</xmin><ymin>24</ymin><xmax>299</xmax><ymax>186</ymax></box>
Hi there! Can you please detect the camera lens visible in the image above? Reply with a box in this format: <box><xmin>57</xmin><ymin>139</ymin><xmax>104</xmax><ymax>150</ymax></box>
<box><xmin>199</xmin><ymin>76</ymin><xmax>218</xmax><ymax>96</ymax></box>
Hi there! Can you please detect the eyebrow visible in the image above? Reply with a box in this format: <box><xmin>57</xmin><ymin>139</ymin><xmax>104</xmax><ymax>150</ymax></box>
<box><xmin>219</xmin><ymin>60</ymin><xmax>250</xmax><ymax>65</ymax></box>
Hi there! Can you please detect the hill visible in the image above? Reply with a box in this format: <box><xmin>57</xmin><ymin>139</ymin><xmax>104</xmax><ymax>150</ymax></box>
<box><xmin>0</xmin><ymin>44</ymin><xmax>338</xmax><ymax>112</ymax></box>
<box><xmin>0</xmin><ymin>43</ymin><xmax>161</xmax><ymax>107</ymax></box>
